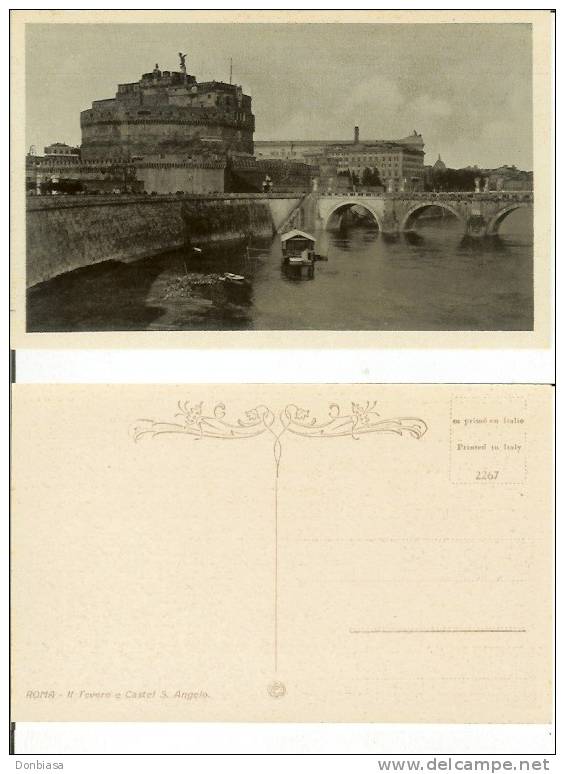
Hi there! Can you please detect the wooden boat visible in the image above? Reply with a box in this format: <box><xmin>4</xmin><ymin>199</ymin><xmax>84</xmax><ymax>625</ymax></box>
<box><xmin>220</xmin><ymin>272</ymin><xmax>246</xmax><ymax>284</ymax></box>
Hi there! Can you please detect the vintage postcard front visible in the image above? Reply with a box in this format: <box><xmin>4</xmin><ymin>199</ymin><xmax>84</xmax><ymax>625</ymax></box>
<box><xmin>11</xmin><ymin>384</ymin><xmax>553</xmax><ymax>723</ymax></box>
<box><xmin>10</xmin><ymin>10</ymin><xmax>553</xmax><ymax>349</ymax></box>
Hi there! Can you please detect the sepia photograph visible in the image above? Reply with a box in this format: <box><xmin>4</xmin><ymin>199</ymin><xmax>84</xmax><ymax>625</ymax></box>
<box><xmin>12</xmin><ymin>10</ymin><xmax>552</xmax><ymax>343</ymax></box>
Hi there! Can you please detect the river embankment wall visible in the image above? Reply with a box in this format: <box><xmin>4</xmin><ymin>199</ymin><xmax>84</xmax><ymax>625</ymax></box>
<box><xmin>26</xmin><ymin>193</ymin><xmax>302</xmax><ymax>287</ymax></box>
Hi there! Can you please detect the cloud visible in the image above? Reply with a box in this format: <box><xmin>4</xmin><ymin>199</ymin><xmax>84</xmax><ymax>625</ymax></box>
<box><xmin>341</xmin><ymin>75</ymin><xmax>405</xmax><ymax>115</ymax></box>
<box><xmin>411</xmin><ymin>95</ymin><xmax>453</xmax><ymax>120</ymax></box>
<box><xmin>481</xmin><ymin>119</ymin><xmax>513</xmax><ymax>143</ymax></box>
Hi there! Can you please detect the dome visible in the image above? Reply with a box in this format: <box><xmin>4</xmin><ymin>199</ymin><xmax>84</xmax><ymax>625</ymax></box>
<box><xmin>433</xmin><ymin>154</ymin><xmax>446</xmax><ymax>171</ymax></box>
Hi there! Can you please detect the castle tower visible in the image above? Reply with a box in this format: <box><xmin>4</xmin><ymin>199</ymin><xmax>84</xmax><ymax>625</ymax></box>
<box><xmin>80</xmin><ymin>60</ymin><xmax>255</xmax><ymax>161</ymax></box>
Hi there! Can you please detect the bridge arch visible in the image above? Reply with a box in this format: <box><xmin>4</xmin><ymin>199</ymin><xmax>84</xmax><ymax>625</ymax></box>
<box><xmin>400</xmin><ymin>202</ymin><xmax>465</xmax><ymax>232</ymax></box>
<box><xmin>486</xmin><ymin>203</ymin><xmax>530</xmax><ymax>235</ymax></box>
<box><xmin>325</xmin><ymin>200</ymin><xmax>384</xmax><ymax>231</ymax></box>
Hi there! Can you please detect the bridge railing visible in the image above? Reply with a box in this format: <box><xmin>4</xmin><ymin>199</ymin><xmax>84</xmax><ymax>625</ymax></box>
<box><xmin>316</xmin><ymin>190</ymin><xmax>533</xmax><ymax>202</ymax></box>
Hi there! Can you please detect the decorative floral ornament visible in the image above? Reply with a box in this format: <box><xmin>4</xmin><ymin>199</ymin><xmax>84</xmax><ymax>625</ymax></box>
<box><xmin>133</xmin><ymin>400</ymin><xmax>427</xmax><ymax>475</ymax></box>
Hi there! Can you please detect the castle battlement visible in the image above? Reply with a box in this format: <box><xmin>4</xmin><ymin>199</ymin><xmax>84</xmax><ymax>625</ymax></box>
<box><xmin>80</xmin><ymin>58</ymin><xmax>254</xmax><ymax>162</ymax></box>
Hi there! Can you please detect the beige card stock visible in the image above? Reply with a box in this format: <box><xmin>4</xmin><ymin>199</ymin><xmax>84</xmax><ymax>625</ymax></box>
<box><xmin>11</xmin><ymin>384</ymin><xmax>553</xmax><ymax>723</ymax></box>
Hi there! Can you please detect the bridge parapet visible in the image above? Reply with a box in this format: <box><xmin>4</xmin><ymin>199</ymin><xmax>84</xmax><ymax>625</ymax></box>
<box><xmin>316</xmin><ymin>190</ymin><xmax>532</xmax><ymax>201</ymax></box>
<box><xmin>390</xmin><ymin>191</ymin><xmax>533</xmax><ymax>204</ymax></box>
<box><xmin>26</xmin><ymin>190</ymin><xmax>306</xmax><ymax>212</ymax></box>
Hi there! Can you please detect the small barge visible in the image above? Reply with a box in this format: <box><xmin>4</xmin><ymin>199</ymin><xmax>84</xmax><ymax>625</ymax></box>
<box><xmin>280</xmin><ymin>229</ymin><xmax>325</xmax><ymax>279</ymax></box>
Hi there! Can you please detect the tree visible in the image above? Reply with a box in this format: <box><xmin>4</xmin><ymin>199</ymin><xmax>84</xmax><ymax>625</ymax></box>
<box><xmin>361</xmin><ymin>167</ymin><xmax>383</xmax><ymax>188</ymax></box>
<box><xmin>427</xmin><ymin>167</ymin><xmax>483</xmax><ymax>192</ymax></box>
<box><xmin>38</xmin><ymin>178</ymin><xmax>86</xmax><ymax>195</ymax></box>
<box><xmin>337</xmin><ymin>168</ymin><xmax>360</xmax><ymax>187</ymax></box>
<box><xmin>370</xmin><ymin>167</ymin><xmax>382</xmax><ymax>187</ymax></box>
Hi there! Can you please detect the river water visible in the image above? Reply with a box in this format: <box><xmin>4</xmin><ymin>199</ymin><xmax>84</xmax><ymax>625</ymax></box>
<box><xmin>27</xmin><ymin>209</ymin><xmax>533</xmax><ymax>332</ymax></box>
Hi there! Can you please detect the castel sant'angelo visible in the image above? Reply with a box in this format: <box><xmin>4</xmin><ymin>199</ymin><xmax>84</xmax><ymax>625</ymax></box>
<box><xmin>80</xmin><ymin>57</ymin><xmax>255</xmax><ymax>161</ymax></box>
<box><xmin>27</xmin><ymin>53</ymin><xmax>272</xmax><ymax>195</ymax></box>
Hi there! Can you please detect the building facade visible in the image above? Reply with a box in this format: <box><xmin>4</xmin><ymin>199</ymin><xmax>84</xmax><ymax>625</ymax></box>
<box><xmin>43</xmin><ymin>142</ymin><xmax>81</xmax><ymax>159</ymax></box>
<box><xmin>254</xmin><ymin>140</ymin><xmax>336</xmax><ymax>162</ymax></box>
<box><xmin>325</xmin><ymin>129</ymin><xmax>425</xmax><ymax>192</ymax></box>
<box><xmin>25</xmin><ymin>156</ymin><xmax>144</xmax><ymax>194</ymax></box>
<box><xmin>255</xmin><ymin>128</ymin><xmax>426</xmax><ymax>192</ymax></box>
<box><xmin>134</xmin><ymin>155</ymin><xmax>226</xmax><ymax>195</ymax></box>
<box><xmin>25</xmin><ymin>152</ymin><xmax>229</xmax><ymax>196</ymax></box>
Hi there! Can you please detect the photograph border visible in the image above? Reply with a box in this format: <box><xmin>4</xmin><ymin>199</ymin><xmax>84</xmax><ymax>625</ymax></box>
<box><xmin>9</xmin><ymin>8</ymin><xmax>554</xmax><ymax>349</ymax></box>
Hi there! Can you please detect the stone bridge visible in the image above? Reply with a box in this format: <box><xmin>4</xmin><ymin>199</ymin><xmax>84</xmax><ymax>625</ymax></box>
<box><xmin>313</xmin><ymin>191</ymin><xmax>533</xmax><ymax>237</ymax></box>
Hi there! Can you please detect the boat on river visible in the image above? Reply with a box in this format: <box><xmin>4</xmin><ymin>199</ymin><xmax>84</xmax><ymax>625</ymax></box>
<box><xmin>280</xmin><ymin>230</ymin><xmax>321</xmax><ymax>279</ymax></box>
<box><xmin>219</xmin><ymin>272</ymin><xmax>246</xmax><ymax>284</ymax></box>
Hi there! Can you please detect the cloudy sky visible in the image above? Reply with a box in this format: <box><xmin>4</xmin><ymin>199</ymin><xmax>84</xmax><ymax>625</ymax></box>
<box><xmin>26</xmin><ymin>22</ymin><xmax>533</xmax><ymax>169</ymax></box>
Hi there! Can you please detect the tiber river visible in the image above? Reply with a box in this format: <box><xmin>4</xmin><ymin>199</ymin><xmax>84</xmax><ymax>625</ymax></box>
<box><xmin>27</xmin><ymin>208</ymin><xmax>533</xmax><ymax>332</ymax></box>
